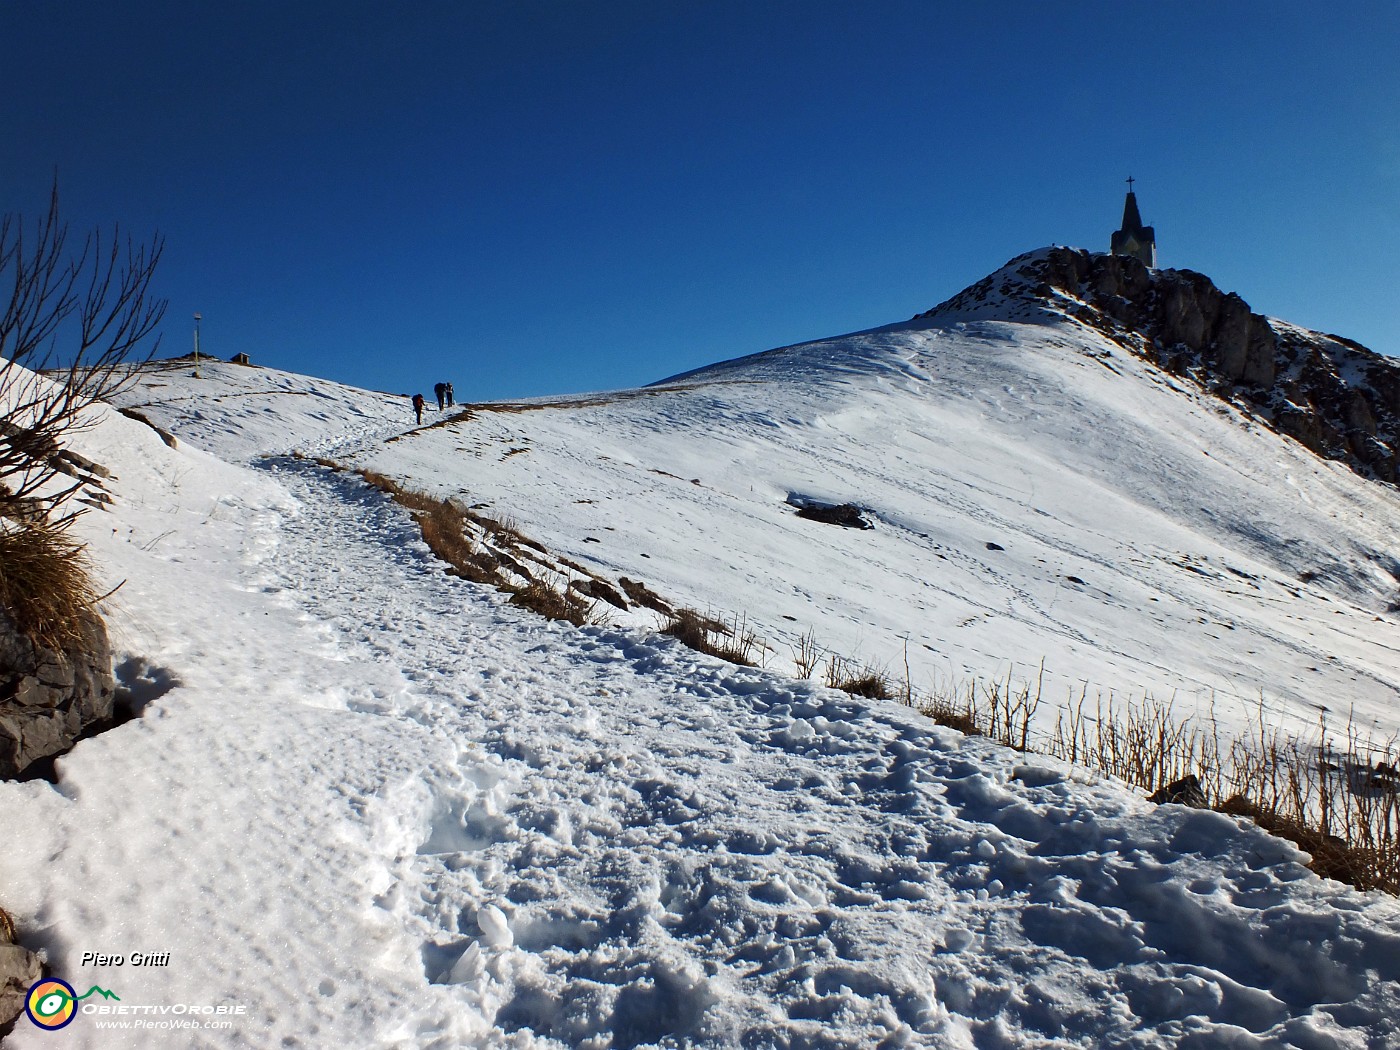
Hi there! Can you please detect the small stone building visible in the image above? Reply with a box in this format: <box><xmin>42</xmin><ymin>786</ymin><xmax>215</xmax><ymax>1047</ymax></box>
<box><xmin>1110</xmin><ymin>179</ymin><xmax>1156</xmax><ymax>267</ymax></box>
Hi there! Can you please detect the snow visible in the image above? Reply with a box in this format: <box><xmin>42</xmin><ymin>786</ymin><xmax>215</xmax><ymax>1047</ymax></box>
<box><xmin>4</xmin><ymin>293</ymin><xmax>1400</xmax><ymax>1047</ymax></box>
<box><xmin>350</xmin><ymin>315</ymin><xmax>1400</xmax><ymax>740</ymax></box>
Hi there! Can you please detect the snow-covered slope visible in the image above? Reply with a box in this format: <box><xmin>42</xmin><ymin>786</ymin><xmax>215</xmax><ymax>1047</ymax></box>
<box><xmin>317</xmin><ymin>268</ymin><xmax>1400</xmax><ymax>742</ymax></box>
<box><xmin>5</xmin><ymin>258</ymin><xmax>1400</xmax><ymax>1048</ymax></box>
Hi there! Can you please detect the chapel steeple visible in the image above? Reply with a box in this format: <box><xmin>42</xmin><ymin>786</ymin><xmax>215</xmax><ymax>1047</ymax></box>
<box><xmin>1110</xmin><ymin>176</ymin><xmax>1156</xmax><ymax>267</ymax></box>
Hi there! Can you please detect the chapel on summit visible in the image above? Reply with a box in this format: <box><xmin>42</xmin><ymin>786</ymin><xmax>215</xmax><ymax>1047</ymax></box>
<box><xmin>1110</xmin><ymin>177</ymin><xmax>1156</xmax><ymax>267</ymax></box>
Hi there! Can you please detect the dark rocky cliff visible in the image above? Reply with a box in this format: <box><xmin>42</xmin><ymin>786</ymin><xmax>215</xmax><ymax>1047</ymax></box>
<box><xmin>919</xmin><ymin>247</ymin><xmax>1400</xmax><ymax>485</ymax></box>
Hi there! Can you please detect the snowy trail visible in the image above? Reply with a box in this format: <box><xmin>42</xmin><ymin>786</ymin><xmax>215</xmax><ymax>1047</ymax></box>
<box><xmin>224</xmin><ymin>454</ymin><xmax>1400</xmax><ymax>1047</ymax></box>
<box><xmin>8</xmin><ymin>360</ymin><xmax>1400</xmax><ymax>1048</ymax></box>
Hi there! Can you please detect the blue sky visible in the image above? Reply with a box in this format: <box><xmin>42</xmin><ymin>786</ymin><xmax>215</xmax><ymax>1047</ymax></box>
<box><xmin>4</xmin><ymin>2</ymin><xmax>1397</xmax><ymax>400</ymax></box>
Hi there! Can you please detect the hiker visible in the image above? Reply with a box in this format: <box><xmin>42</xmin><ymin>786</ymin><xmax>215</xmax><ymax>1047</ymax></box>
<box><xmin>445</xmin><ymin>382</ymin><xmax>454</xmax><ymax>407</ymax></box>
<box><xmin>433</xmin><ymin>382</ymin><xmax>446</xmax><ymax>411</ymax></box>
<box><xmin>411</xmin><ymin>392</ymin><xmax>425</xmax><ymax>425</ymax></box>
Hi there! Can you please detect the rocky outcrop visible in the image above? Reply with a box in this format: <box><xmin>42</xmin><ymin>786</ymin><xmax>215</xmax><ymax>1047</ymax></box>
<box><xmin>0</xmin><ymin>921</ymin><xmax>42</xmax><ymax>1034</ymax></box>
<box><xmin>790</xmin><ymin>500</ymin><xmax>874</xmax><ymax>530</ymax></box>
<box><xmin>0</xmin><ymin>606</ymin><xmax>115</xmax><ymax>779</ymax></box>
<box><xmin>919</xmin><ymin>248</ymin><xmax>1400</xmax><ymax>485</ymax></box>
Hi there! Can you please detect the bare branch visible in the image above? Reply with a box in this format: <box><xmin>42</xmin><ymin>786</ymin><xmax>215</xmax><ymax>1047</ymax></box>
<box><xmin>0</xmin><ymin>179</ymin><xmax>166</xmax><ymax>529</ymax></box>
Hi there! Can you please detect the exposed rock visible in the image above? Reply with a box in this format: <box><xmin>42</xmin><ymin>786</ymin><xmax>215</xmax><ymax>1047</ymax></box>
<box><xmin>1148</xmin><ymin>775</ymin><xmax>1209</xmax><ymax>809</ymax></box>
<box><xmin>0</xmin><ymin>942</ymin><xmax>43</xmax><ymax>1033</ymax></box>
<box><xmin>788</xmin><ymin>497</ymin><xmax>873</xmax><ymax>530</ymax></box>
<box><xmin>0</xmin><ymin>606</ymin><xmax>115</xmax><ymax>780</ymax></box>
<box><xmin>576</xmin><ymin>577</ymin><xmax>629</xmax><ymax>610</ymax></box>
<box><xmin>618</xmin><ymin>577</ymin><xmax>675</xmax><ymax>616</ymax></box>
<box><xmin>918</xmin><ymin>247</ymin><xmax>1400</xmax><ymax>486</ymax></box>
<box><xmin>116</xmin><ymin>406</ymin><xmax>179</xmax><ymax>449</ymax></box>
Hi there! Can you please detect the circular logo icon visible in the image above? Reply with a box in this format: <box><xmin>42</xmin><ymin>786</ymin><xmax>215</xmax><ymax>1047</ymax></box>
<box><xmin>26</xmin><ymin>978</ymin><xmax>78</xmax><ymax>1030</ymax></box>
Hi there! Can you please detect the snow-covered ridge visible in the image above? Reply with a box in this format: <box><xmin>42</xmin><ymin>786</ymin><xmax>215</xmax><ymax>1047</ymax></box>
<box><xmin>347</xmin><ymin>336</ymin><xmax>1399</xmax><ymax>738</ymax></box>
<box><xmin>3</xmin><ymin>346</ymin><xmax>1399</xmax><ymax>1047</ymax></box>
<box><xmin>106</xmin><ymin>288</ymin><xmax>1400</xmax><ymax>740</ymax></box>
<box><xmin>918</xmin><ymin>246</ymin><xmax>1400</xmax><ymax>486</ymax></box>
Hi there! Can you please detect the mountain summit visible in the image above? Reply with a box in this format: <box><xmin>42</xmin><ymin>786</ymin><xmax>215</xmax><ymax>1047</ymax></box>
<box><xmin>920</xmin><ymin>247</ymin><xmax>1400</xmax><ymax>484</ymax></box>
<box><xmin>8</xmin><ymin>233</ymin><xmax>1400</xmax><ymax>1047</ymax></box>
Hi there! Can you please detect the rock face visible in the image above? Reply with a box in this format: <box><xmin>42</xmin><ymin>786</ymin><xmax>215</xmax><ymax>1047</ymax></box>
<box><xmin>0</xmin><ymin>606</ymin><xmax>115</xmax><ymax>779</ymax></box>
<box><xmin>793</xmin><ymin>502</ymin><xmax>874</xmax><ymax>530</ymax></box>
<box><xmin>0</xmin><ymin>941</ymin><xmax>42</xmax><ymax>1033</ymax></box>
<box><xmin>919</xmin><ymin>247</ymin><xmax>1400</xmax><ymax>485</ymax></box>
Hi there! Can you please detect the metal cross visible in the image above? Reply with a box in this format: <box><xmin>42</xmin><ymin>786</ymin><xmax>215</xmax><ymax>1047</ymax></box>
<box><xmin>1126</xmin><ymin>175</ymin><xmax>1136</xmax><ymax>192</ymax></box>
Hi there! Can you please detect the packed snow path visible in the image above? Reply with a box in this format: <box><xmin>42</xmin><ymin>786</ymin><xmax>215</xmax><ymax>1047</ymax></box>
<box><xmin>257</xmin><ymin>457</ymin><xmax>1400</xmax><ymax>1047</ymax></box>
<box><xmin>7</xmin><ymin>386</ymin><xmax>1400</xmax><ymax>1048</ymax></box>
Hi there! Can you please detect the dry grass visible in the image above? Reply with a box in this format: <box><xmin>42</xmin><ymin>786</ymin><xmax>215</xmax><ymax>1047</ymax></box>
<box><xmin>920</xmin><ymin>700</ymin><xmax>981</xmax><ymax>736</ymax></box>
<box><xmin>824</xmin><ymin>654</ymin><xmax>893</xmax><ymax>700</ymax></box>
<box><xmin>509</xmin><ymin>579</ymin><xmax>606</xmax><ymax>627</ymax></box>
<box><xmin>790</xmin><ymin>629</ymin><xmax>823</xmax><ymax>679</ymax></box>
<box><xmin>919</xmin><ymin>668</ymin><xmax>1400</xmax><ymax>893</ymax></box>
<box><xmin>460</xmin><ymin>385</ymin><xmax>701</xmax><ymax>417</ymax></box>
<box><xmin>574</xmin><ymin>576</ymin><xmax>630</xmax><ymax>610</ymax></box>
<box><xmin>356</xmin><ymin>470</ymin><xmax>505</xmax><ymax>587</ymax></box>
<box><xmin>912</xmin><ymin>681</ymin><xmax>982</xmax><ymax>736</ymax></box>
<box><xmin>0</xmin><ymin>521</ymin><xmax>101</xmax><ymax>648</ymax></box>
<box><xmin>663</xmin><ymin>608</ymin><xmax>763</xmax><ymax>666</ymax></box>
<box><xmin>353</xmin><ymin>468</ymin><xmax>611</xmax><ymax>626</ymax></box>
<box><xmin>790</xmin><ymin>628</ymin><xmax>1400</xmax><ymax>893</ymax></box>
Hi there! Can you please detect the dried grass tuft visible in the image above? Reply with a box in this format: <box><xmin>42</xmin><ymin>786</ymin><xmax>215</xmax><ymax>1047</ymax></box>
<box><xmin>0</xmin><ymin>522</ymin><xmax>100</xmax><ymax>648</ymax></box>
<box><xmin>663</xmin><ymin>608</ymin><xmax>762</xmax><ymax>666</ymax></box>
<box><xmin>508</xmin><ymin>579</ymin><xmax>606</xmax><ymax>627</ymax></box>
<box><xmin>824</xmin><ymin>654</ymin><xmax>892</xmax><ymax>700</ymax></box>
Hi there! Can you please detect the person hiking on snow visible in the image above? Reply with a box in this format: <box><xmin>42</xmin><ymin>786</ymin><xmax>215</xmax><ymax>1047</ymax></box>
<box><xmin>445</xmin><ymin>382</ymin><xmax>454</xmax><ymax>407</ymax></box>
<box><xmin>411</xmin><ymin>392</ymin><xmax>425</xmax><ymax>425</ymax></box>
<box><xmin>433</xmin><ymin>382</ymin><xmax>446</xmax><ymax>410</ymax></box>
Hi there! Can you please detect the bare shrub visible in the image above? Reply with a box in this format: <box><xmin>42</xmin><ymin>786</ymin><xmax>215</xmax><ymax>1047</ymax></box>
<box><xmin>980</xmin><ymin>664</ymin><xmax>1041</xmax><ymax>752</ymax></box>
<box><xmin>1037</xmin><ymin>686</ymin><xmax>1400</xmax><ymax>892</ymax></box>
<box><xmin>1215</xmin><ymin>718</ymin><xmax>1400</xmax><ymax>893</ymax></box>
<box><xmin>1047</xmin><ymin>689</ymin><xmax>1221</xmax><ymax>797</ymax></box>
<box><xmin>893</xmin><ymin>662</ymin><xmax>1400</xmax><ymax>893</ymax></box>
<box><xmin>790</xmin><ymin>628</ymin><xmax>823</xmax><ymax>679</ymax></box>
<box><xmin>1</xmin><ymin>182</ymin><xmax>165</xmax><ymax>529</ymax></box>
<box><xmin>0</xmin><ymin>186</ymin><xmax>163</xmax><ymax>647</ymax></box>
